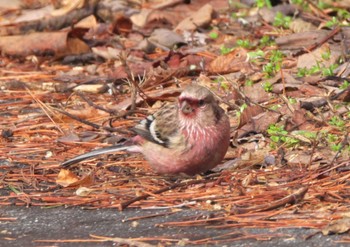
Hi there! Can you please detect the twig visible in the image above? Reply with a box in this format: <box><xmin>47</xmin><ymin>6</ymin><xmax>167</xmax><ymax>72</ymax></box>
<box><xmin>119</xmin><ymin>173</ymin><xmax>220</xmax><ymax>210</ymax></box>
<box><xmin>231</xmin><ymin>187</ymin><xmax>309</xmax><ymax>214</ymax></box>
<box><xmin>306</xmin><ymin>26</ymin><xmax>340</xmax><ymax>52</ymax></box>
<box><xmin>76</xmin><ymin>92</ymin><xmax>119</xmax><ymax>115</ymax></box>
<box><xmin>54</xmin><ymin>107</ymin><xmax>130</xmax><ymax>135</ymax></box>
<box><xmin>25</xmin><ymin>87</ymin><xmax>64</xmax><ymax>134</ymax></box>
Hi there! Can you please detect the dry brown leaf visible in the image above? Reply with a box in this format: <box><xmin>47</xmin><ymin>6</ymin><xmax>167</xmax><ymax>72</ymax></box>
<box><xmin>74</xmin><ymin>15</ymin><xmax>98</xmax><ymax>29</ymax></box>
<box><xmin>56</xmin><ymin>169</ymin><xmax>94</xmax><ymax>187</ymax></box>
<box><xmin>130</xmin><ymin>9</ymin><xmax>153</xmax><ymax>27</ymax></box>
<box><xmin>51</xmin><ymin>0</ymin><xmax>84</xmax><ymax>16</ymax></box>
<box><xmin>322</xmin><ymin>218</ymin><xmax>350</xmax><ymax>235</ymax></box>
<box><xmin>148</xmin><ymin>28</ymin><xmax>185</xmax><ymax>50</ymax></box>
<box><xmin>239</xmin><ymin>105</ymin><xmax>264</xmax><ymax>128</ymax></box>
<box><xmin>0</xmin><ymin>31</ymin><xmax>89</xmax><ymax>57</ymax></box>
<box><xmin>237</xmin><ymin>111</ymin><xmax>281</xmax><ymax>137</ymax></box>
<box><xmin>276</xmin><ymin>30</ymin><xmax>330</xmax><ymax>51</ymax></box>
<box><xmin>64</xmin><ymin>105</ymin><xmax>109</xmax><ymax>119</ymax></box>
<box><xmin>297</xmin><ymin>43</ymin><xmax>341</xmax><ymax>69</ymax></box>
<box><xmin>290</xmin><ymin>18</ymin><xmax>317</xmax><ymax>33</ymax></box>
<box><xmin>56</xmin><ymin>169</ymin><xmax>80</xmax><ymax>187</ymax></box>
<box><xmin>208</xmin><ymin>48</ymin><xmax>253</xmax><ymax>74</ymax></box>
<box><xmin>70</xmin><ymin>173</ymin><xmax>94</xmax><ymax>187</ymax></box>
<box><xmin>92</xmin><ymin>46</ymin><xmax>121</xmax><ymax>60</ymax></box>
<box><xmin>175</xmin><ymin>4</ymin><xmax>213</xmax><ymax>31</ymax></box>
<box><xmin>10</xmin><ymin>5</ymin><xmax>53</xmax><ymax>23</ymax></box>
<box><xmin>112</xmin><ymin>13</ymin><xmax>133</xmax><ymax>35</ymax></box>
<box><xmin>243</xmin><ymin>83</ymin><xmax>270</xmax><ymax>103</ymax></box>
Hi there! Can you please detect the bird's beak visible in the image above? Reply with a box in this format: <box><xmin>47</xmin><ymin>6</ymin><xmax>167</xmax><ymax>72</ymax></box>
<box><xmin>180</xmin><ymin>101</ymin><xmax>193</xmax><ymax>115</ymax></box>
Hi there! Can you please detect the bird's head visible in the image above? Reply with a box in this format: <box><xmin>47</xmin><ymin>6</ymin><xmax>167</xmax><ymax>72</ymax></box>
<box><xmin>178</xmin><ymin>84</ymin><xmax>221</xmax><ymax>127</ymax></box>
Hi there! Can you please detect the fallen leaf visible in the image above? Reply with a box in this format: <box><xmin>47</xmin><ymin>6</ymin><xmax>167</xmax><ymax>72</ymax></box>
<box><xmin>0</xmin><ymin>31</ymin><xmax>90</xmax><ymax>57</ymax></box>
<box><xmin>148</xmin><ymin>28</ymin><xmax>186</xmax><ymax>50</ymax></box>
<box><xmin>76</xmin><ymin>187</ymin><xmax>93</xmax><ymax>196</ymax></box>
<box><xmin>56</xmin><ymin>169</ymin><xmax>94</xmax><ymax>187</ymax></box>
<box><xmin>175</xmin><ymin>4</ymin><xmax>213</xmax><ymax>31</ymax></box>
<box><xmin>276</xmin><ymin>30</ymin><xmax>330</xmax><ymax>51</ymax></box>
<box><xmin>322</xmin><ymin>218</ymin><xmax>350</xmax><ymax>235</ymax></box>
<box><xmin>130</xmin><ymin>8</ymin><xmax>153</xmax><ymax>27</ymax></box>
<box><xmin>239</xmin><ymin>105</ymin><xmax>264</xmax><ymax>128</ymax></box>
<box><xmin>74</xmin><ymin>15</ymin><xmax>98</xmax><ymax>29</ymax></box>
<box><xmin>51</xmin><ymin>0</ymin><xmax>84</xmax><ymax>16</ymax></box>
<box><xmin>208</xmin><ymin>48</ymin><xmax>253</xmax><ymax>74</ymax></box>
<box><xmin>112</xmin><ymin>13</ymin><xmax>132</xmax><ymax>35</ymax></box>
<box><xmin>297</xmin><ymin>43</ymin><xmax>341</xmax><ymax>69</ymax></box>
<box><xmin>56</xmin><ymin>169</ymin><xmax>80</xmax><ymax>187</ymax></box>
<box><xmin>290</xmin><ymin>18</ymin><xmax>317</xmax><ymax>33</ymax></box>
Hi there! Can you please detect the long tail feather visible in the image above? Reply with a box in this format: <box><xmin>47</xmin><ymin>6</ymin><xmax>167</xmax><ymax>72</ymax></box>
<box><xmin>61</xmin><ymin>144</ymin><xmax>133</xmax><ymax>168</ymax></box>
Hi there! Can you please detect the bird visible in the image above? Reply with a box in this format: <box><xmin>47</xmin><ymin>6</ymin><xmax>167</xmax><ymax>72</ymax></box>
<box><xmin>61</xmin><ymin>84</ymin><xmax>231</xmax><ymax>175</ymax></box>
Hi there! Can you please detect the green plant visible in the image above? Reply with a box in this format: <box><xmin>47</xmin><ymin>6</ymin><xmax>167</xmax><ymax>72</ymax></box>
<box><xmin>236</xmin><ymin>103</ymin><xmax>248</xmax><ymax>117</ymax></box>
<box><xmin>297</xmin><ymin>68</ymin><xmax>308</xmax><ymax>77</ymax></box>
<box><xmin>331</xmin><ymin>143</ymin><xmax>342</xmax><ymax>152</ymax></box>
<box><xmin>270</xmin><ymin>50</ymin><xmax>284</xmax><ymax>62</ymax></box>
<box><xmin>273</xmin><ymin>12</ymin><xmax>291</xmax><ymax>29</ymax></box>
<box><xmin>297</xmin><ymin>64</ymin><xmax>323</xmax><ymax>77</ymax></box>
<box><xmin>256</xmin><ymin>0</ymin><xmax>272</xmax><ymax>8</ymax></box>
<box><xmin>262</xmin><ymin>50</ymin><xmax>284</xmax><ymax>77</ymax></box>
<box><xmin>317</xmin><ymin>1</ymin><xmax>331</xmax><ymax>10</ymax></box>
<box><xmin>259</xmin><ymin>35</ymin><xmax>273</xmax><ymax>47</ymax></box>
<box><xmin>329</xmin><ymin>116</ymin><xmax>345</xmax><ymax>129</ymax></box>
<box><xmin>321</xmin><ymin>49</ymin><xmax>331</xmax><ymax>60</ymax></box>
<box><xmin>213</xmin><ymin>77</ymin><xmax>229</xmax><ymax>90</ymax></box>
<box><xmin>270</xmin><ymin>104</ymin><xmax>281</xmax><ymax>111</ymax></box>
<box><xmin>297</xmin><ymin>130</ymin><xmax>317</xmax><ymax>140</ymax></box>
<box><xmin>267</xmin><ymin>124</ymin><xmax>300</xmax><ymax>147</ymax></box>
<box><xmin>262</xmin><ymin>81</ymin><xmax>273</xmax><ymax>92</ymax></box>
<box><xmin>240</xmin><ymin>103</ymin><xmax>248</xmax><ymax>113</ymax></box>
<box><xmin>326</xmin><ymin>133</ymin><xmax>339</xmax><ymax>143</ymax></box>
<box><xmin>290</xmin><ymin>0</ymin><xmax>308</xmax><ymax>9</ymax></box>
<box><xmin>247</xmin><ymin>49</ymin><xmax>265</xmax><ymax>60</ymax></box>
<box><xmin>209</xmin><ymin>32</ymin><xmax>219</xmax><ymax>39</ymax></box>
<box><xmin>308</xmin><ymin>64</ymin><xmax>321</xmax><ymax>74</ymax></box>
<box><xmin>337</xmin><ymin>9</ymin><xmax>350</xmax><ymax>19</ymax></box>
<box><xmin>267</xmin><ymin>124</ymin><xmax>288</xmax><ymax>142</ymax></box>
<box><xmin>322</xmin><ymin>64</ymin><xmax>338</xmax><ymax>76</ymax></box>
<box><xmin>325</xmin><ymin>17</ymin><xmax>340</xmax><ymax>28</ymax></box>
<box><xmin>340</xmin><ymin>80</ymin><xmax>349</xmax><ymax>90</ymax></box>
<box><xmin>236</xmin><ymin>39</ymin><xmax>252</xmax><ymax>49</ymax></box>
<box><xmin>288</xmin><ymin>97</ymin><xmax>297</xmax><ymax>104</ymax></box>
<box><xmin>245</xmin><ymin>79</ymin><xmax>254</xmax><ymax>86</ymax></box>
<box><xmin>263</xmin><ymin>63</ymin><xmax>275</xmax><ymax>77</ymax></box>
<box><xmin>220</xmin><ymin>45</ymin><xmax>234</xmax><ymax>55</ymax></box>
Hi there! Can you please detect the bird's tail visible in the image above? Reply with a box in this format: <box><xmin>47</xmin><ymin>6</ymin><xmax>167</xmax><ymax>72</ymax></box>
<box><xmin>61</xmin><ymin>144</ymin><xmax>133</xmax><ymax>168</ymax></box>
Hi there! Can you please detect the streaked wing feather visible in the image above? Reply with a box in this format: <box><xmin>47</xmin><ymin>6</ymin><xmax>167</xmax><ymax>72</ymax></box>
<box><xmin>132</xmin><ymin>103</ymin><xmax>179</xmax><ymax>147</ymax></box>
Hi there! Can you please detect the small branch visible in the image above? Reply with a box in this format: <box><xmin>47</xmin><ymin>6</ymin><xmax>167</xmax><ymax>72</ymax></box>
<box><xmin>76</xmin><ymin>92</ymin><xmax>119</xmax><ymax>115</ymax></box>
<box><xmin>119</xmin><ymin>173</ymin><xmax>220</xmax><ymax>210</ymax></box>
<box><xmin>306</xmin><ymin>26</ymin><xmax>340</xmax><ymax>52</ymax></box>
<box><xmin>231</xmin><ymin>187</ymin><xmax>309</xmax><ymax>214</ymax></box>
<box><xmin>54</xmin><ymin>107</ymin><xmax>130</xmax><ymax>135</ymax></box>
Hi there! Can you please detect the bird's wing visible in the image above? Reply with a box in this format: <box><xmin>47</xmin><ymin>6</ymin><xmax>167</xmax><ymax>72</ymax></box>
<box><xmin>132</xmin><ymin>103</ymin><xmax>179</xmax><ymax>147</ymax></box>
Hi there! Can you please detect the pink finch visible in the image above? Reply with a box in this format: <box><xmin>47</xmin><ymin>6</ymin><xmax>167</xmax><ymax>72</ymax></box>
<box><xmin>61</xmin><ymin>84</ymin><xmax>230</xmax><ymax>175</ymax></box>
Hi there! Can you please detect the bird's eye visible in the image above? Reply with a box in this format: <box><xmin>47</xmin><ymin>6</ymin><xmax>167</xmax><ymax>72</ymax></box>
<box><xmin>198</xmin><ymin>99</ymin><xmax>205</xmax><ymax>106</ymax></box>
